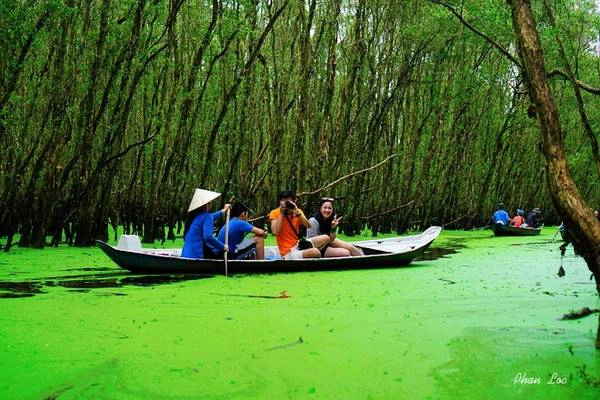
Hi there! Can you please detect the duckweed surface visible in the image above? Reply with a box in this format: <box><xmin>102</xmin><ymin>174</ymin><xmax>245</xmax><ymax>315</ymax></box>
<box><xmin>0</xmin><ymin>229</ymin><xmax>598</xmax><ymax>399</ymax></box>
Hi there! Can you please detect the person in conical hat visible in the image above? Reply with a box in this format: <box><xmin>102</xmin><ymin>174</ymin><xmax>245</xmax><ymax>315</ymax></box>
<box><xmin>181</xmin><ymin>189</ymin><xmax>231</xmax><ymax>259</ymax></box>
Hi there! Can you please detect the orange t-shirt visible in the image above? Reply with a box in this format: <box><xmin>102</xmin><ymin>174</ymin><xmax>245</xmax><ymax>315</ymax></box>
<box><xmin>269</xmin><ymin>208</ymin><xmax>300</xmax><ymax>256</ymax></box>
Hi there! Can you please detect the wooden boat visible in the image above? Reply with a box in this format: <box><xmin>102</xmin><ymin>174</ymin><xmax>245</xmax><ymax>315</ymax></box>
<box><xmin>493</xmin><ymin>223</ymin><xmax>541</xmax><ymax>236</ymax></box>
<box><xmin>96</xmin><ymin>226</ymin><xmax>442</xmax><ymax>275</ymax></box>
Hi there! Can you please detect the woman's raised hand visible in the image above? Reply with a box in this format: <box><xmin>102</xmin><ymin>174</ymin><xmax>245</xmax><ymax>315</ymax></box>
<box><xmin>332</xmin><ymin>215</ymin><xmax>343</xmax><ymax>228</ymax></box>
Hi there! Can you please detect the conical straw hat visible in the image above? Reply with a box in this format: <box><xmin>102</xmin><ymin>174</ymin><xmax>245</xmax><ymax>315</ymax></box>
<box><xmin>188</xmin><ymin>188</ymin><xmax>221</xmax><ymax>212</ymax></box>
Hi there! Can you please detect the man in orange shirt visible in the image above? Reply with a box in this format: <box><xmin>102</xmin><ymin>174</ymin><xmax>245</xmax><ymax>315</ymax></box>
<box><xmin>269</xmin><ymin>190</ymin><xmax>329</xmax><ymax>259</ymax></box>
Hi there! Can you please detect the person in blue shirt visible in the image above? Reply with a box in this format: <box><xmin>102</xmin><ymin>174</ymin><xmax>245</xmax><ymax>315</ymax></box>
<box><xmin>181</xmin><ymin>189</ymin><xmax>231</xmax><ymax>259</ymax></box>
<box><xmin>492</xmin><ymin>203</ymin><xmax>511</xmax><ymax>225</ymax></box>
<box><xmin>217</xmin><ymin>202</ymin><xmax>267</xmax><ymax>260</ymax></box>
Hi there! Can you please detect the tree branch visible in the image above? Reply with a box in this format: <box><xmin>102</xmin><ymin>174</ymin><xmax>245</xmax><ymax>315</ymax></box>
<box><xmin>200</xmin><ymin>0</ymin><xmax>289</xmax><ymax>186</ymax></box>
<box><xmin>1</xmin><ymin>9</ymin><xmax>52</xmax><ymax>111</ymax></box>
<box><xmin>429</xmin><ymin>0</ymin><xmax>600</xmax><ymax>96</ymax></box>
<box><xmin>102</xmin><ymin>134</ymin><xmax>157</xmax><ymax>167</ymax></box>
<box><xmin>297</xmin><ymin>154</ymin><xmax>397</xmax><ymax>197</ymax></box>
<box><xmin>442</xmin><ymin>207</ymin><xmax>476</xmax><ymax>227</ymax></box>
<box><xmin>542</xmin><ymin>0</ymin><xmax>600</xmax><ymax>180</ymax></box>
<box><xmin>547</xmin><ymin>69</ymin><xmax>600</xmax><ymax>95</ymax></box>
<box><xmin>360</xmin><ymin>199</ymin><xmax>417</xmax><ymax>220</ymax></box>
<box><xmin>428</xmin><ymin>0</ymin><xmax>522</xmax><ymax>68</ymax></box>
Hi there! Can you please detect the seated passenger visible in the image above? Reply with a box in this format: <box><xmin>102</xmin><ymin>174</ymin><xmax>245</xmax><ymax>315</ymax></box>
<box><xmin>558</xmin><ymin>222</ymin><xmax>568</xmax><ymax>241</ymax></box>
<box><xmin>526</xmin><ymin>207</ymin><xmax>543</xmax><ymax>229</ymax></box>
<box><xmin>268</xmin><ymin>190</ymin><xmax>329</xmax><ymax>260</ymax></box>
<box><xmin>181</xmin><ymin>189</ymin><xmax>230</xmax><ymax>259</ymax></box>
<box><xmin>492</xmin><ymin>203</ymin><xmax>511</xmax><ymax>225</ymax></box>
<box><xmin>217</xmin><ymin>202</ymin><xmax>266</xmax><ymax>260</ymax></box>
<box><xmin>307</xmin><ymin>198</ymin><xmax>363</xmax><ymax>257</ymax></box>
<box><xmin>511</xmin><ymin>209</ymin><xmax>525</xmax><ymax>228</ymax></box>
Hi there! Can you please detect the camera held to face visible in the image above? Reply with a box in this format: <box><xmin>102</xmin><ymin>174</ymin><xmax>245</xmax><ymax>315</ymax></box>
<box><xmin>283</xmin><ymin>200</ymin><xmax>296</xmax><ymax>214</ymax></box>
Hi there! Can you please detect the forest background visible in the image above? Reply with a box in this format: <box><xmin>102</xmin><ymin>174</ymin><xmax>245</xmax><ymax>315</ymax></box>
<box><xmin>1</xmin><ymin>0</ymin><xmax>599</xmax><ymax>249</ymax></box>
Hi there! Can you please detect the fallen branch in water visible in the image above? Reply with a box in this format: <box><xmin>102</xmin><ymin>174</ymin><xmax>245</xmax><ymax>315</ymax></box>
<box><xmin>265</xmin><ymin>336</ymin><xmax>304</xmax><ymax>351</ymax></box>
<box><xmin>438</xmin><ymin>278</ymin><xmax>456</xmax><ymax>284</ymax></box>
<box><xmin>560</xmin><ymin>307</ymin><xmax>599</xmax><ymax>320</ymax></box>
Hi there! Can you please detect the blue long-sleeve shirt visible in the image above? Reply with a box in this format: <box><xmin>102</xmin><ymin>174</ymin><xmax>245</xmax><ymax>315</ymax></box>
<box><xmin>181</xmin><ymin>210</ymin><xmax>224</xmax><ymax>259</ymax></box>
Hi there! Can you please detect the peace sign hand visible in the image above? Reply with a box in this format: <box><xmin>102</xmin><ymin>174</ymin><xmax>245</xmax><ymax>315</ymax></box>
<box><xmin>332</xmin><ymin>215</ymin><xmax>343</xmax><ymax>228</ymax></box>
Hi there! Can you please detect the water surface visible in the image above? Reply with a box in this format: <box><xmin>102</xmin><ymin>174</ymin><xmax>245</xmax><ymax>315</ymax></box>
<box><xmin>0</xmin><ymin>229</ymin><xmax>598</xmax><ymax>399</ymax></box>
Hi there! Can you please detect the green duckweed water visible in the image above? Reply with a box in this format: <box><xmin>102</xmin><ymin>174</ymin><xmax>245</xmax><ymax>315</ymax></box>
<box><xmin>0</xmin><ymin>229</ymin><xmax>598</xmax><ymax>399</ymax></box>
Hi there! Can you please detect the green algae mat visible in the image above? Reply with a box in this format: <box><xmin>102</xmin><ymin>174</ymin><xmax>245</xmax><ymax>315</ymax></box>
<box><xmin>0</xmin><ymin>229</ymin><xmax>599</xmax><ymax>399</ymax></box>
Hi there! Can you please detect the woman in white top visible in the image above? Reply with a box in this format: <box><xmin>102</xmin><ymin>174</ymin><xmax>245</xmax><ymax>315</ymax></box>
<box><xmin>307</xmin><ymin>198</ymin><xmax>363</xmax><ymax>257</ymax></box>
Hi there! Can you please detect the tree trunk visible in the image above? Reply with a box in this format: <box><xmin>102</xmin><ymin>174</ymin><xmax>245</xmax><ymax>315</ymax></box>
<box><xmin>509</xmin><ymin>0</ymin><xmax>600</xmax><ymax>298</ymax></box>
<box><xmin>3</xmin><ymin>232</ymin><xmax>14</xmax><ymax>252</ymax></box>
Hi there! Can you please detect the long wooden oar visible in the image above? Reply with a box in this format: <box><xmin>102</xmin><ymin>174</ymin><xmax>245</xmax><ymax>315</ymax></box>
<box><xmin>223</xmin><ymin>195</ymin><xmax>235</xmax><ymax>276</ymax></box>
<box><xmin>224</xmin><ymin>207</ymin><xmax>231</xmax><ymax>276</ymax></box>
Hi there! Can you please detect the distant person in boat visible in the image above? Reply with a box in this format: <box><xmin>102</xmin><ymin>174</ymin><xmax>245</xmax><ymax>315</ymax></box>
<box><xmin>307</xmin><ymin>198</ymin><xmax>363</xmax><ymax>257</ymax></box>
<box><xmin>559</xmin><ymin>210</ymin><xmax>598</xmax><ymax>256</ymax></box>
<box><xmin>269</xmin><ymin>190</ymin><xmax>329</xmax><ymax>259</ymax></box>
<box><xmin>526</xmin><ymin>207</ymin><xmax>543</xmax><ymax>229</ymax></box>
<box><xmin>511</xmin><ymin>209</ymin><xmax>525</xmax><ymax>228</ymax></box>
<box><xmin>491</xmin><ymin>203</ymin><xmax>511</xmax><ymax>225</ymax></box>
<box><xmin>558</xmin><ymin>222</ymin><xmax>568</xmax><ymax>241</ymax></box>
<box><xmin>217</xmin><ymin>202</ymin><xmax>266</xmax><ymax>260</ymax></box>
<box><xmin>181</xmin><ymin>189</ymin><xmax>231</xmax><ymax>259</ymax></box>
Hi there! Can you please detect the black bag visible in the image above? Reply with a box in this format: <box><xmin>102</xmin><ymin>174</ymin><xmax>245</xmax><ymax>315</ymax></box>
<box><xmin>298</xmin><ymin>239</ymin><xmax>313</xmax><ymax>251</ymax></box>
<box><xmin>284</xmin><ymin>214</ymin><xmax>314</xmax><ymax>250</ymax></box>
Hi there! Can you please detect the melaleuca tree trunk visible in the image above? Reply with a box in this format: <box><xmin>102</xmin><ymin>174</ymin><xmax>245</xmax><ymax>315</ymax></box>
<box><xmin>509</xmin><ymin>0</ymin><xmax>600</xmax><ymax>347</ymax></box>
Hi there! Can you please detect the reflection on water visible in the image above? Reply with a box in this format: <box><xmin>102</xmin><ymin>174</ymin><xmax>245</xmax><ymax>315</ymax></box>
<box><xmin>0</xmin><ymin>244</ymin><xmax>465</xmax><ymax>298</ymax></box>
<box><xmin>0</xmin><ymin>292</ymin><xmax>36</xmax><ymax>299</ymax></box>
<box><xmin>0</xmin><ymin>281</ymin><xmax>43</xmax><ymax>298</ymax></box>
<box><xmin>210</xmin><ymin>290</ymin><xmax>290</xmax><ymax>299</ymax></box>
<box><xmin>415</xmin><ymin>245</ymin><xmax>463</xmax><ymax>261</ymax></box>
<box><xmin>62</xmin><ymin>267</ymin><xmax>115</xmax><ymax>272</ymax></box>
<box><xmin>0</xmin><ymin>273</ymin><xmax>212</xmax><ymax>299</ymax></box>
<box><xmin>510</xmin><ymin>241</ymin><xmax>552</xmax><ymax>246</ymax></box>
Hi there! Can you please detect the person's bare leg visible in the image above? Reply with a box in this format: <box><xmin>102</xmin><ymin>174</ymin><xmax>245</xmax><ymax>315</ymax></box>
<box><xmin>331</xmin><ymin>238</ymin><xmax>363</xmax><ymax>256</ymax></box>
<box><xmin>309</xmin><ymin>234</ymin><xmax>330</xmax><ymax>250</ymax></box>
<box><xmin>324</xmin><ymin>247</ymin><xmax>350</xmax><ymax>258</ymax></box>
<box><xmin>302</xmin><ymin>248</ymin><xmax>321</xmax><ymax>258</ymax></box>
<box><xmin>253</xmin><ymin>236</ymin><xmax>265</xmax><ymax>260</ymax></box>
